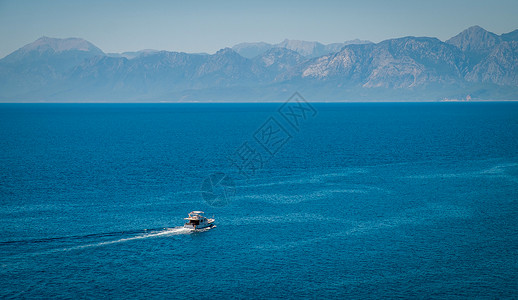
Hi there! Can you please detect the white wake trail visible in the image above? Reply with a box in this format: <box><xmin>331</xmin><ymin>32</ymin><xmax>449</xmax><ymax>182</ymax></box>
<box><xmin>57</xmin><ymin>226</ymin><xmax>191</xmax><ymax>252</ymax></box>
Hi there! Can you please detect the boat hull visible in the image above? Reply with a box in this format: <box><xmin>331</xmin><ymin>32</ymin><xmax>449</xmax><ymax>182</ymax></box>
<box><xmin>183</xmin><ymin>223</ymin><xmax>214</xmax><ymax>231</ymax></box>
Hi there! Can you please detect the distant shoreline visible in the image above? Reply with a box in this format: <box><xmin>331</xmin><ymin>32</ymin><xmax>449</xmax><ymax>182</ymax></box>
<box><xmin>2</xmin><ymin>100</ymin><xmax>518</xmax><ymax>104</ymax></box>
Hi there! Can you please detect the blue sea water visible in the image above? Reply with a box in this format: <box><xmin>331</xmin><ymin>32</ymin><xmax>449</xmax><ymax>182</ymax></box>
<box><xmin>0</xmin><ymin>102</ymin><xmax>517</xmax><ymax>299</ymax></box>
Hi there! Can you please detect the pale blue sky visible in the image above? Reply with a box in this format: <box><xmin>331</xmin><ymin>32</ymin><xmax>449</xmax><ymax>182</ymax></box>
<box><xmin>1</xmin><ymin>0</ymin><xmax>517</xmax><ymax>58</ymax></box>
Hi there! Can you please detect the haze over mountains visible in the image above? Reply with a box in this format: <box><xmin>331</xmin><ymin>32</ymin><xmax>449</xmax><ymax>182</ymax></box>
<box><xmin>0</xmin><ymin>26</ymin><xmax>517</xmax><ymax>102</ymax></box>
<box><xmin>232</xmin><ymin>39</ymin><xmax>373</xmax><ymax>59</ymax></box>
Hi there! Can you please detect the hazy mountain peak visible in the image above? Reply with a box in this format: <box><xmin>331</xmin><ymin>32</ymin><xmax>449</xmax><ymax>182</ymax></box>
<box><xmin>215</xmin><ymin>47</ymin><xmax>239</xmax><ymax>56</ymax></box>
<box><xmin>346</xmin><ymin>39</ymin><xmax>372</xmax><ymax>44</ymax></box>
<box><xmin>465</xmin><ymin>25</ymin><xmax>485</xmax><ymax>32</ymax></box>
<box><xmin>211</xmin><ymin>47</ymin><xmax>246</xmax><ymax>60</ymax></box>
<box><xmin>446</xmin><ymin>25</ymin><xmax>500</xmax><ymax>53</ymax></box>
<box><xmin>275</xmin><ymin>39</ymin><xmax>324</xmax><ymax>57</ymax></box>
<box><xmin>278</xmin><ymin>38</ymin><xmax>319</xmax><ymax>45</ymax></box>
<box><xmin>0</xmin><ymin>36</ymin><xmax>105</xmax><ymax>67</ymax></box>
<box><xmin>22</xmin><ymin>36</ymin><xmax>104</xmax><ymax>55</ymax></box>
<box><xmin>231</xmin><ymin>42</ymin><xmax>273</xmax><ymax>58</ymax></box>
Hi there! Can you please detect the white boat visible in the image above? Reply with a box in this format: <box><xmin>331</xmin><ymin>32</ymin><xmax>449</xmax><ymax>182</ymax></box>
<box><xmin>183</xmin><ymin>211</ymin><xmax>215</xmax><ymax>231</ymax></box>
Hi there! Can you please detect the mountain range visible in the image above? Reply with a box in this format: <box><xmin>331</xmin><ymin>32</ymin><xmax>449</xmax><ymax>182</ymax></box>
<box><xmin>1</xmin><ymin>26</ymin><xmax>517</xmax><ymax>102</ymax></box>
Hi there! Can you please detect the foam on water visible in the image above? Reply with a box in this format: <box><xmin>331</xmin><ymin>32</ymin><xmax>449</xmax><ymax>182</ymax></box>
<box><xmin>0</xmin><ymin>225</ymin><xmax>220</xmax><ymax>272</ymax></box>
<box><xmin>239</xmin><ymin>187</ymin><xmax>380</xmax><ymax>205</ymax></box>
<box><xmin>0</xmin><ymin>227</ymin><xmax>195</xmax><ymax>263</ymax></box>
<box><xmin>220</xmin><ymin>213</ymin><xmax>339</xmax><ymax>226</ymax></box>
<box><xmin>254</xmin><ymin>203</ymin><xmax>472</xmax><ymax>251</ymax></box>
<box><xmin>402</xmin><ymin>162</ymin><xmax>518</xmax><ymax>182</ymax></box>
<box><xmin>58</xmin><ymin>226</ymin><xmax>192</xmax><ymax>252</ymax></box>
<box><xmin>235</xmin><ymin>168</ymin><xmax>369</xmax><ymax>189</ymax></box>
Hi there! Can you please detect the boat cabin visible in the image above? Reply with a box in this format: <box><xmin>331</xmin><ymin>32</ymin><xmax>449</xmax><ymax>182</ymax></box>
<box><xmin>184</xmin><ymin>211</ymin><xmax>213</xmax><ymax>230</ymax></box>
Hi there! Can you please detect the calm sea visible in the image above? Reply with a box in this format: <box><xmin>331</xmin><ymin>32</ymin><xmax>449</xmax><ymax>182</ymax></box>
<box><xmin>0</xmin><ymin>102</ymin><xmax>517</xmax><ymax>298</ymax></box>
